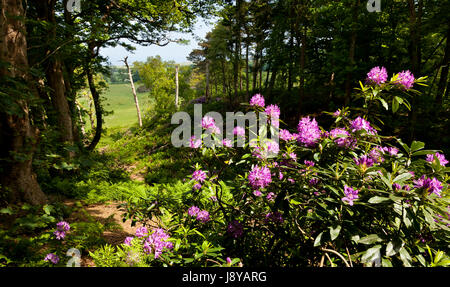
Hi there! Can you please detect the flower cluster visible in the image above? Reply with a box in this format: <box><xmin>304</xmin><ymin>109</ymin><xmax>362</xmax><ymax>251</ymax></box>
<box><xmin>142</xmin><ymin>228</ymin><xmax>173</xmax><ymax>258</ymax></box>
<box><xmin>248</xmin><ymin>165</ymin><xmax>272</xmax><ymax>190</ymax></box>
<box><xmin>279</xmin><ymin>129</ymin><xmax>295</xmax><ymax>141</ymax></box>
<box><xmin>413</xmin><ymin>175</ymin><xmax>443</xmax><ymax>197</ymax></box>
<box><xmin>354</xmin><ymin>155</ymin><xmax>375</xmax><ymax>169</ymax></box>
<box><xmin>233</xmin><ymin>126</ymin><xmax>245</xmax><ymax>137</ymax></box>
<box><xmin>44</xmin><ymin>253</ymin><xmax>60</xmax><ymax>264</ymax></box>
<box><xmin>188</xmin><ymin>206</ymin><xmax>210</xmax><ymax>223</ymax></box>
<box><xmin>250</xmin><ymin>93</ymin><xmax>265</xmax><ymax>107</ymax></box>
<box><xmin>366</xmin><ymin>66</ymin><xmax>388</xmax><ymax>85</ymax></box>
<box><xmin>135</xmin><ymin>226</ymin><xmax>148</xmax><ymax>238</ymax></box>
<box><xmin>350</xmin><ymin>117</ymin><xmax>377</xmax><ymax>135</ymax></box>
<box><xmin>53</xmin><ymin>221</ymin><xmax>70</xmax><ymax>240</ymax></box>
<box><xmin>189</xmin><ymin>136</ymin><xmax>202</xmax><ymax>149</ymax></box>
<box><xmin>395</xmin><ymin>70</ymin><xmax>415</xmax><ymax>89</ymax></box>
<box><xmin>329</xmin><ymin>128</ymin><xmax>355</xmax><ymax>148</ymax></box>
<box><xmin>341</xmin><ymin>185</ymin><xmax>359</xmax><ymax>206</ymax></box>
<box><xmin>426</xmin><ymin>152</ymin><xmax>448</xmax><ymax>166</ymax></box>
<box><xmin>297</xmin><ymin>117</ymin><xmax>322</xmax><ymax>147</ymax></box>
<box><xmin>202</xmin><ymin>116</ymin><xmax>220</xmax><ymax>134</ymax></box>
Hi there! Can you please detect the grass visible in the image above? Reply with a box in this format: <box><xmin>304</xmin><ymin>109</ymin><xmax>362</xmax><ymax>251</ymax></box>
<box><xmin>79</xmin><ymin>83</ymin><xmax>151</xmax><ymax>130</ymax></box>
<box><xmin>78</xmin><ymin>83</ymin><xmax>152</xmax><ymax>148</ymax></box>
<box><xmin>101</xmin><ymin>83</ymin><xmax>151</xmax><ymax>129</ymax></box>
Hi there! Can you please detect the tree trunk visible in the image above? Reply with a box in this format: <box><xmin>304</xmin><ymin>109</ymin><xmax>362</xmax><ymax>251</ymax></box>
<box><xmin>123</xmin><ymin>56</ymin><xmax>142</xmax><ymax>126</ymax></box>
<box><xmin>299</xmin><ymin>25</ymin><xmax>307</xmax><ymax>104</ymax></box>
<box><xmin>46</xmin><ymin>59</ymin><xmax>74</xmax><ymax>144</ymax></box>
<box><xmin>86</xmin><ymin>63</ymin><xmax>103</xmax><ymax>151</ymax></box>
<box><xmin>344</xmin><ymin>0</ymin><xmax>359</xmax><ymax>106</ymax></box>
<box><xmin>0</xmin><ymin>0</ymin><xmax>46</xmax><ymax>205</ymax></box>
<box><xmin>205</xmin><ymin>61</ymin><xmax>210</xmax><ymax>102</ymax></box>
<box><xmin>407</xmin><ymin>0</ymin><xmax>423</xmax><ymax>142</ymax></box>
<box><xmin>435</xmin><ymin>25</ymin><xmax>449</xmax><ymax>105</ymax></box>
<box><xmin>245</xmin><ymin>40</ymin><xmax>249</xmax><ymax>101</ymax></box>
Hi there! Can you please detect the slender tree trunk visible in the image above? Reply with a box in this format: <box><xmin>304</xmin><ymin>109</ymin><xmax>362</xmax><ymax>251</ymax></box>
<box><xmin>205</xmin><ymin>61</ymin><xmax>210</xmax><ymax>102</ymax></box>
<box><xmin>75</xmin><ymin>100</ymin><xmax>86</xmax><ymax>137</ymax></box>
<box><xmin>259</xmin><ymin>49</ymin><xmax>263</xmax><ymax>90</ymax></box>
<box><xmin>0</xmin><ymin>0</ymin><xmax>46</xmax><ymax>205</ymax></box>
<box><xmin>299</xmin><ymin>25</ymin><xmax>307</xmax><ymax>103</ymax></box>
<box><xmin>435</xmin><ymin>25</ymin><xmax>449</xmax><ymax>105</ymax></box>
<box><xmin>123</xmin><ymin>57</ymin><xmax>142</xmax><ymax>126</ymax></box>
<box><xmin>86</xmin><ymin>61</ymin><xmax>102</xmax><ymax>151</ymax></box>
<box><xmin>288</xmin><ymin>30</ymin><xmax>294</xmax><ymax>91</ymax></box>
<box><xmin>252</xmin><ymin>48</ymin><xmax>259</xmax><ymax>92</ymax></box>
<box><xmin>407</xmin><ymin>0</ymin><xmax>423</xmax><ymax>142</ymax></box>
<box><xmin>221</xmin><ymin>58</ymin><xmax>227</xmax><ymax>95</ymax></box>
<box><xmin>344</xmin><ymin>0</ymin><xmax>359</xmax><ymax>106</ymax></box>
<box><xmin>245</xmin><ymin>41</ymin><xmax>249</xmax><ymax>101</ymax></box>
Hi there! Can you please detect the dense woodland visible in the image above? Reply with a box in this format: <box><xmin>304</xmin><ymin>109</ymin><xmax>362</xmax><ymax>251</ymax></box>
<box><xmin>0</xmin><ymin>0</ymin><xmax>449</xmax><ymax>268</ymax></box>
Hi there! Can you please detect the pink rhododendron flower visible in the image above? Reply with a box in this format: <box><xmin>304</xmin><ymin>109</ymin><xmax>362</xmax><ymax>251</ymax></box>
<box><xmin>341</xmin><ymin>185</ymin><xmax>359</xmax><ymax>206</ymax></box>
<box><xmin>196</xmin><ymin>210</ymin><xmax>210</xmax><ymax>223</ymax></box>
<box><xmin>297</xmin><ymin>117</ymin><xmax>322</xmax><ymax>147</ymax></box>
<box><xmin>350</xmin><ymin>117</ymin><xmax>377</xmax><ymax>135</ymax></box>
<box><xmin>124</xmin><ymin>236</ymin><xmax>134</xmax><ymax>246</ymax></box>
<box><xmin>426</xmin><ymin>152</ymin><xmax>448</xmax><ymax>166</ymax></box>
<box><xmin>192</xmin><ymin>169</ymin><xmax>207</xmax><ymax>183</ymax></box>
<box><xmin>135</xmin><ymin>226</ymin><xmax>148</xmax><ymax>238</ymax></box>
<box><xmin>279</xmin><ymin>129</ymin><xmax>295</xmax><ymax>141</ymax></box>
<box><xmin>366</xmin><ymin>66</ymin><xmax>388</xmax><ymax>85</ymax></box>
<box><xmin>413</xmin><ymin>175</ymin><xmax>443</xmax><ymax>197</ymax></box>
<box><xmin>189</xmin><ymin>136</ymin><xmax>202</xmax><ymax>149</ymax></box>
<box><xmin>250</xmin><ymin>93</ymin><xmax>265</xmax><ymax>107</ymax></box>
<box><xmin>233</xmin><ymin>126</ymin><xmax>245</xmax><ymax>136</ymax></box>
<box><xmin>188</xmin><ymin>206</ymin><xmax>200</xmax><ymax>217</ymax></box>
<box><xmin>222</xmin><ymin>138</ymin><xmax>233</xmax><ymax>148</ymax></box>
<box><xmin>44</xmin><ymin>253</ymin><xmax>59</xmax><ymax>264</ymax></box>
<box><xmin>395</xmin><ymin>70</ymin><xmax>415</xmax><ymax>89</ymax></box>
<box><xmin>265</xmin><ymin>104</ymin><xmax>280</xmax><ymax>119</ymax></box>
<box><xmin>248</xmin><ymin>165</ymin><xmax>272</xmax><ymax>190</ymax></box>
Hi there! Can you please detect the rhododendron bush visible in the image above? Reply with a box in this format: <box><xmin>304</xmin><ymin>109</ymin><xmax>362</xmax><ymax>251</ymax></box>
<box><xmin>94</xmin><ymin>68</ymin><xmax>449</xmax><ymax>267</ymax></box>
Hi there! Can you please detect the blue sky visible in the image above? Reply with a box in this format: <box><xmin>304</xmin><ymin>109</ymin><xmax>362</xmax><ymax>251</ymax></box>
<box><xmin>100</xmin><ymin>19</ymin><xmax>215</xmax><ymax>66</ymax></box>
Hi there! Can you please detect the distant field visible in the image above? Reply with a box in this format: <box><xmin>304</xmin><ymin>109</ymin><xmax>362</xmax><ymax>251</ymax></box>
<box><xmin>101</xmin><ymin>83</ymin><xmax>151</xmax><ymax>129</ymax></box>
<box><xmin>79</xmin><ymin>83</ymin><xmax>151</xmax><ymax>130</ymax></box>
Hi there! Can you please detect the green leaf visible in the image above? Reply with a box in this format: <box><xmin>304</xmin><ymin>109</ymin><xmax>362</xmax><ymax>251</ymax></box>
<box><xmin>379</xmin><ymin>98</ymin><xmax>388</xmax><ymax>110</ymax></box>
<box><xmin>381</xmin><ymin>258</ymin><xmax>393</xmax><ymax>267</ymax></box>
<box><xmin>393</xmin><ymin>173</ymin><xmax>413</xmax><ymax>184</ymax></box>
<box><xmin>43</xmin><ymin>204</ymin><xmax>54</xmax><ymax>215</ymax></box>
<box><xmin>399</xmin><ymin>247</ymin><xmax>412</xmax><ymax>267</ymax></box>
<box><xmin>410</xmin><ymin>141</ymin><xmax>425</xmax><ymax>153</ymax></box>
<box><xmin>361</xmin><ymin>245</ymin><xmax>382</xmax><ymax>264</ymax></box>
<box><xmin>358</xmin><ymin>234</ymin><xmax>383</xmax><ymax>245</ymax></box>
<box><xmin>329</xmin><ymin>225</ymin><xmax>341</xmax><ymax>241</ymax></box>
<box><xmin>368</xmin><ymin>196</ymin><xmax>390</xmax><ymax>204</ymax></box>
<box><xmin>314</xmin><ymin>231</ymin><xmax>324</xmax><ymax>247</ymax></box>
<box><xmin>0</xmin><ymin>207</ymin><xmax>13</xmax><ymax>215</ymax></box>
<box><xmin>386</xmin><ymin>240</ymin><xmax>402</xmax><ymax>257</ymax></box>
<box><xmin>392</xmin><ymin>97</ymin><xmax>399</xmax><ymax>113</ymax></box>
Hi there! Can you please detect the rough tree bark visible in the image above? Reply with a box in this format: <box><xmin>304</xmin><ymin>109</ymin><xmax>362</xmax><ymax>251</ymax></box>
<box><xmin>123</xmin><ymin>56</ymin><xmax>142</xmax><ymax>126</ymax></box>
<box><xmin>0</xmin><ymin>0</ymin><xmax>46</xmax><ymax>205</ymax></box>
